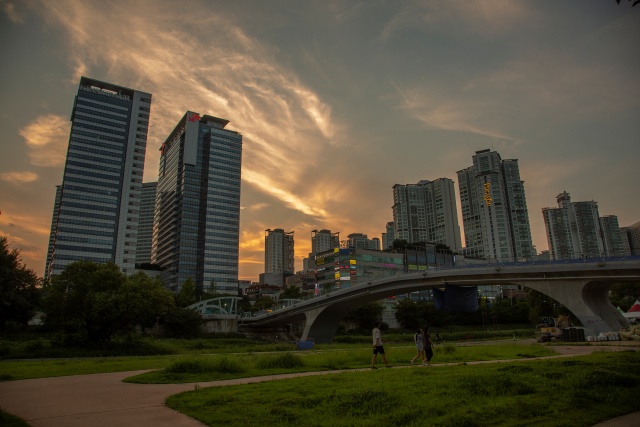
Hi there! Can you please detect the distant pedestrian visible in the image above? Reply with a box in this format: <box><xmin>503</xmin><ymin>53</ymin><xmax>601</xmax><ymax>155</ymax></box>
<box><xmin>423</xmin><ymin>325</ymin><xmax>434</xmax><ymax>366</ymax></box>
<box><xmin>410</xmin><ymin>328</ymin><xmax>425</xmax><ymax>366</ymax></box>
<box><xmin>371</xmin><ymin>322</ymin><xmax>389</xmax><ymax>369</ymax></box>
<box><xmin>435</xmin><ymin>332</ymin><xmax>441</xmax><ymax>345</ymax></box>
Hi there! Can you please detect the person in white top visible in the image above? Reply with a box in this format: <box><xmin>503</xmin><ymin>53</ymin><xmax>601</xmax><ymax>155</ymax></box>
<box><xmin>410</xmin><ymin>328</ymin><xmax>425</xmax><ymax>366</ymax></box>
<box><xmin>371</xmin><ymin>322</ymin><xmax>390</xmax><ymax>368</ymax></box>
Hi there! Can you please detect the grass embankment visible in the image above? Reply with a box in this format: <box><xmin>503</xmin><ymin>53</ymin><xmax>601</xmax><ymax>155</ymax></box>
<box><xmin>0</xmin><ymin>342</ymin><xmax>552</xmax><ymax>382</ymax></box>
<box><xmin>125</xmin><ymin>343</ymin><xmax>555</xmax><ymax>384</ymax></box>
<box><xmin>167</xmin><ymin>351</ymin><xmax>640</xmax><ymax>427</ymax></box>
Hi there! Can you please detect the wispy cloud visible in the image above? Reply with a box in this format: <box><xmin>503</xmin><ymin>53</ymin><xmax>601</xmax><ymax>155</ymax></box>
<box><xmin>19</xmin><ymin>114</ymin><xmax>70</xmax><ymax>167</ymax></box>
<box><xmin>0</xmin><ymin>171</ymin><xmax>39</xmax><ymax>184</ymax></box>
<box><xmin>393</xmin><ymin>82</ymin><xmax>517</xmax><ymax>142</ymax></box>
<box><xmin>379</xmin><ymin>0</ymin><xmax>535</xmax><ymax>42</ymax></box>
<box><xmin>242</xmin><ymin>203</ymin><xmax>269</xmax><ymax>211</ymax></box>
<box><xmin>1</xmin><ymin>0</ymin><xmax>25</xmax><ymax>23</ymax></box>
<box><xmin>30</xmin><ymin>0</ymin><xmax>340</xmax><ymax>225</ymax></box>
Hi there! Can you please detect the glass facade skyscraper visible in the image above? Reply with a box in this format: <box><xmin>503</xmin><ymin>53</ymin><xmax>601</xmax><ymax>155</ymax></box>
<box><xmin>47</xmin><ymin>77</ymin><xmax>151</xmax><ymax>277</ymax></box>
<box><xmin>457</xmin><ymin>149</ymin><xmax>535</xmax><ymax>261</ymax></box>
<box><xmin>135</xmin><ymin>181</ymin><xmax>157</xmax><ymax>265</ymax></box>
<box><xmin>152</xmin><ymin>112</ymin><xmax>242</xmax><ymax>293</ymax></box>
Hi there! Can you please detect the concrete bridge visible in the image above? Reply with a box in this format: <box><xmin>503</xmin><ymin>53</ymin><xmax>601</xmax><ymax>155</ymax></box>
<box><xmin>240</xmin><ymin>258</ymin><xmax>640</xmax><ymax>343</ymax></box>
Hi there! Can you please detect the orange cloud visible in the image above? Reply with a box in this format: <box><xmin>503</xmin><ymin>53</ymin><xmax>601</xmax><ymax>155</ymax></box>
<box><xmin>19</xmin><ymin>114</ymin><xmax>70</xmax><ymax>167</ymax></box>
<box><xmin>0</xmin><ymin>171</ymin><xmax>39</xmax><ymax>184</ymax></box>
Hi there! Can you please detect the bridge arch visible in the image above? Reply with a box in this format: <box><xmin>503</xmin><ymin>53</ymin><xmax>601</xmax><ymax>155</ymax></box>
<box><xmin>242</xmin><ymin>260</ymin><xmax>640</xmax><ymax>343</ymax></box>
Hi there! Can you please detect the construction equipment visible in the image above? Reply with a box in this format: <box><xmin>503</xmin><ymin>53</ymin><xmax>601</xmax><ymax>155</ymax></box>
<box><xmin>536</xmin><ymin>314</ymin><xmax>571</xmax><ymax>343</ymax></box>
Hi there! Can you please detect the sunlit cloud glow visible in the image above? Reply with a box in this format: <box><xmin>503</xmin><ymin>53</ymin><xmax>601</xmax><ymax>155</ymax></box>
<box><xmin>0</xmin><ymin>171</ymin><xmax>39</xmax><ymax>184</ymax></box>
<box><xmin>19</xmin><ymin>114</ymin><xmax>70</xmax><ymax>167</ymax></box>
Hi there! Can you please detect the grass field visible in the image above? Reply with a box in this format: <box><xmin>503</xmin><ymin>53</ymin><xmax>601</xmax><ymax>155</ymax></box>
<box><xmin>166</xmin><ymin>351</ymin><xmax>640</xmax><ymax>427</ymax></box>
<box><xmin>2</xmin><ymin>336</ymin><xmax>639</xmax><ymax>427</ymax></box>
<box><xmin>125</xmin><ymin>342</ymin><xmax>556</xmax><ymax>384</ymax></box>
<box><xmin>0</xmin><ymin>341</ymin><xmax>552</xmax><ymax>382</ymax></box>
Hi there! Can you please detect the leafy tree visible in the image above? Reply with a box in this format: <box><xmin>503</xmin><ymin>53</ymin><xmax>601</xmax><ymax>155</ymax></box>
<box><xmin>163</xmin><ymin>307</ymin><xmax>203</xmax><ymax>338</ymax></box>
<box><xmin>43</xmin><ymin>261</ymin><xmax>175</xmax><ymax>342</ymax></box>
<box><xmin>280</xmin><ymin>285</ymin><xmax>303</xmax><ymax>299</ymax></box>
<box><xmin>252</xmin><ymin>296</ymin><xmax>276</xmax><ymax>312</ymax></box>
<box><xmin>609</xmin><ymin>282</ymin><xmax>640</xmax><ymax>311</ymax></box>
<box><xmin>0</xmin><ymin>236</ymin><xmax>41</xmax><ymax>328</ymax></box>
<box><xmin>199</xmin><ymin>279</ymin><xmax>222</xmax><ymax>298</ymax></box>
<box><xmin>344</xmin><ymin>301</ymin><xmax>384</xmax><ymax>329</ymax></box>
<box><xmin>394</xmin><ymin>299</ymin><xmax>424</xmax><ymax>329</ymax></box>
<box><xmin>238</xmin><ymin>295</ymin><xmax>253</xmax><ymax>312</ymax></box>
<box><xmin>175</xmin><ymin>278</ymin><xmax>197</xmax><ymax>308</ymax></box>
<box><xmin>525</xmin><ymin>288</ymin><xmax>559</xmax><ymax>323</ymax></box>
<box><xmin>395</xmin><ymin>299</ymin><xmax>454</xmax><ymax>329</ymax></box>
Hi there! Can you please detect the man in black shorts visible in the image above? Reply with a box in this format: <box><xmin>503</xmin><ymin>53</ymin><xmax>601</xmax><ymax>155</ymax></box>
<box><xmin>371</xmin><ymin>322</ymin><xmax>389</xmax><ymax>368</ymax></box>
<box><xmin>423</xmin><ymin>325</ymin><xmax>434</xmax><ymax>366</ymax></box>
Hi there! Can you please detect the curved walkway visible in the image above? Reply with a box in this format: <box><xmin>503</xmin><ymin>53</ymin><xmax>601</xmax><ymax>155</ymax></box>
<box><xmin>0</xmin><ymin>343</ymin><xmax>638</xmax><ymax>427</ymax></box>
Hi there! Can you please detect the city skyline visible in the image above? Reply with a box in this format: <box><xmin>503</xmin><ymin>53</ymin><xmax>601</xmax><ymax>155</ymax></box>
<box><xmin>1</xmin><ymin>1</ymin><xmax>638</xmax><ymax>281</ymax></box>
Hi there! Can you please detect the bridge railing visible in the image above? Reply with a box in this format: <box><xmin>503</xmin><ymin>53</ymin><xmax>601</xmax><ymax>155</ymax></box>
<box><xmin>239</xmin><ymin>255</ymin><xmax>640</xmax><ymax>319</ymax></box>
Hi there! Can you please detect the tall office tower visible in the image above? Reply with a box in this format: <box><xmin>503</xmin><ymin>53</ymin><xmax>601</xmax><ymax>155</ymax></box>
<box><xmin>600</xmin><ymin>215</ymin><xmax>625</xmax><ymax>256</ymax></box>
<box><xmin>457</xmin><ymin>149</ymin><xmax>535</xmax><ymax>261</ymax></box>
<box><xmin>46</xmin><ymin>77</ymin><xmax>152</xmax><ymax>278</ymax></box>
<box><xmin>392</xmin><ymin>179</ymin><xmax>462</xmax><ymax>252</ymax></box>
<box><xmin>381</xmin><ymin>221</ymin><xmax>395</xmax><ymax>250</ymax></box>
<box><xmin>311</xmin><ymin>229</ymin><xmax>340</xmax><ymax>254</ymax></box>
<box><xmin>45</xmin><ymin>185</ymin><xmax>62</xmax><ymax>274</ymax></box>
<box><xmin>134</xmin><ymin>182</ymin><xmax>157</xmax><ymax>265</ymax></box>
<box><xmin>152</xmin><ymin>112</ymin><xmax>242</xmax><ymax>293</ymax></box>
<box><xmin>264</xmin><ymin>229</ymin><xmax>295</xmax><ymax>274</ymax></box>
<box><xmin>542</xmin><ymin>191</ymin><xmax>605</xmax><ymax>259</ymax></box>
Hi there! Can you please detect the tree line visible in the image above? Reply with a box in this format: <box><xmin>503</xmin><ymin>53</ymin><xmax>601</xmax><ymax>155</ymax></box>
<box><xmin>2</xmin><ymin>235</ymin><xmax>639</xmax><ymax>342</ymax></box>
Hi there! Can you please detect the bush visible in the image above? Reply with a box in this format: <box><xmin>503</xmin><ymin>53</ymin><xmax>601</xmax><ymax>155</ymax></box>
<box><xmin>256</xmin><ymin>353</ymin><xmax>304</xmax><ymax>369</ymax></box>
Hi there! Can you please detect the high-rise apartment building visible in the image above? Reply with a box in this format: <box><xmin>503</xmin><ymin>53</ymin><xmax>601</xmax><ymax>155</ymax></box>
<box><xmin>346</xmin><ymin>233</ymin><xmax>380</xmax><ymax>250</ymax></box>
<box><xmin>622</xmin><ymin>221</ymin><xmax>640</xmax><ymax>256</ymax></box>
<box><xmin>381</xmin><ymin>221</ymin><xmax>395</xmax><ymax>250</ymax></box>
<box><xmin>457</xmin><ymin>149</ymin><xmax>535</xmax><ymax>261</ymax></box>
<box><xmin>542</xmin><ymin>191</ymin><xmax>609</xmax><ymax>259</ymax></box>
<box><xmin>392</xmin><ymin>178</ymin><xmax>462</xmax><ymax>252</ymax></box>
<box><xmin>46</xmin><ymin>77</ymin><xmax>151</xmax><ymax>277</ymax></box>
<box><xmin>311</xmin><ymin>229</ymin><xmax>340</xmax><ymax>255</ymax></box>
<box><xmin>600</xmin><ymin>215</ymin><xmax>625</xmax><ymax>257</ymax></box>
<box><xmin>152</xmin><ymin>112</ymin><xmax>242</xmax><ymax>293</ymax></box>
<box><xmin>264</xmin><ymin>229</ymin><xmax>295</xmax><ymax>275</ymax></box>
<box><xmin>135</xmin><ymin>182</ymin><xmax>157</xmax><ymax>265</ymax></box>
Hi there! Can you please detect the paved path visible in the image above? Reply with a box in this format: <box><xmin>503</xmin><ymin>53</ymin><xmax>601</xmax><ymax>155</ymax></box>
<box><xmin>1</xmin><ymin>343</ymin><xmax>638</xmax><ymax>427</ymax></box>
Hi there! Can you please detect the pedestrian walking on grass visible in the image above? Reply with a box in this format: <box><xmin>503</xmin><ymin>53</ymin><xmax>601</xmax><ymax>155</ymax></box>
<box><xmin>423</xmin><ymin>325</ymin><xmax>434</xmax><ymax>366</ymax></box>
<box><xmin>371</xmin><ymin>322</ymin><xmax>389</xmax><ymax>369</ymax></box>
<box><xmin>410</xmin><ymin>328</ymin><xmax>425</xmax><ymax>366</ymax></box>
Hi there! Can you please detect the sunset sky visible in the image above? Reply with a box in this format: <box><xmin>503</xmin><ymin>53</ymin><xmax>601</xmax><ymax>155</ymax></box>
<box><xmin>1</xmin><ymin>0</ymin><xmax>638</xmax><ymax>282</ymax></box>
